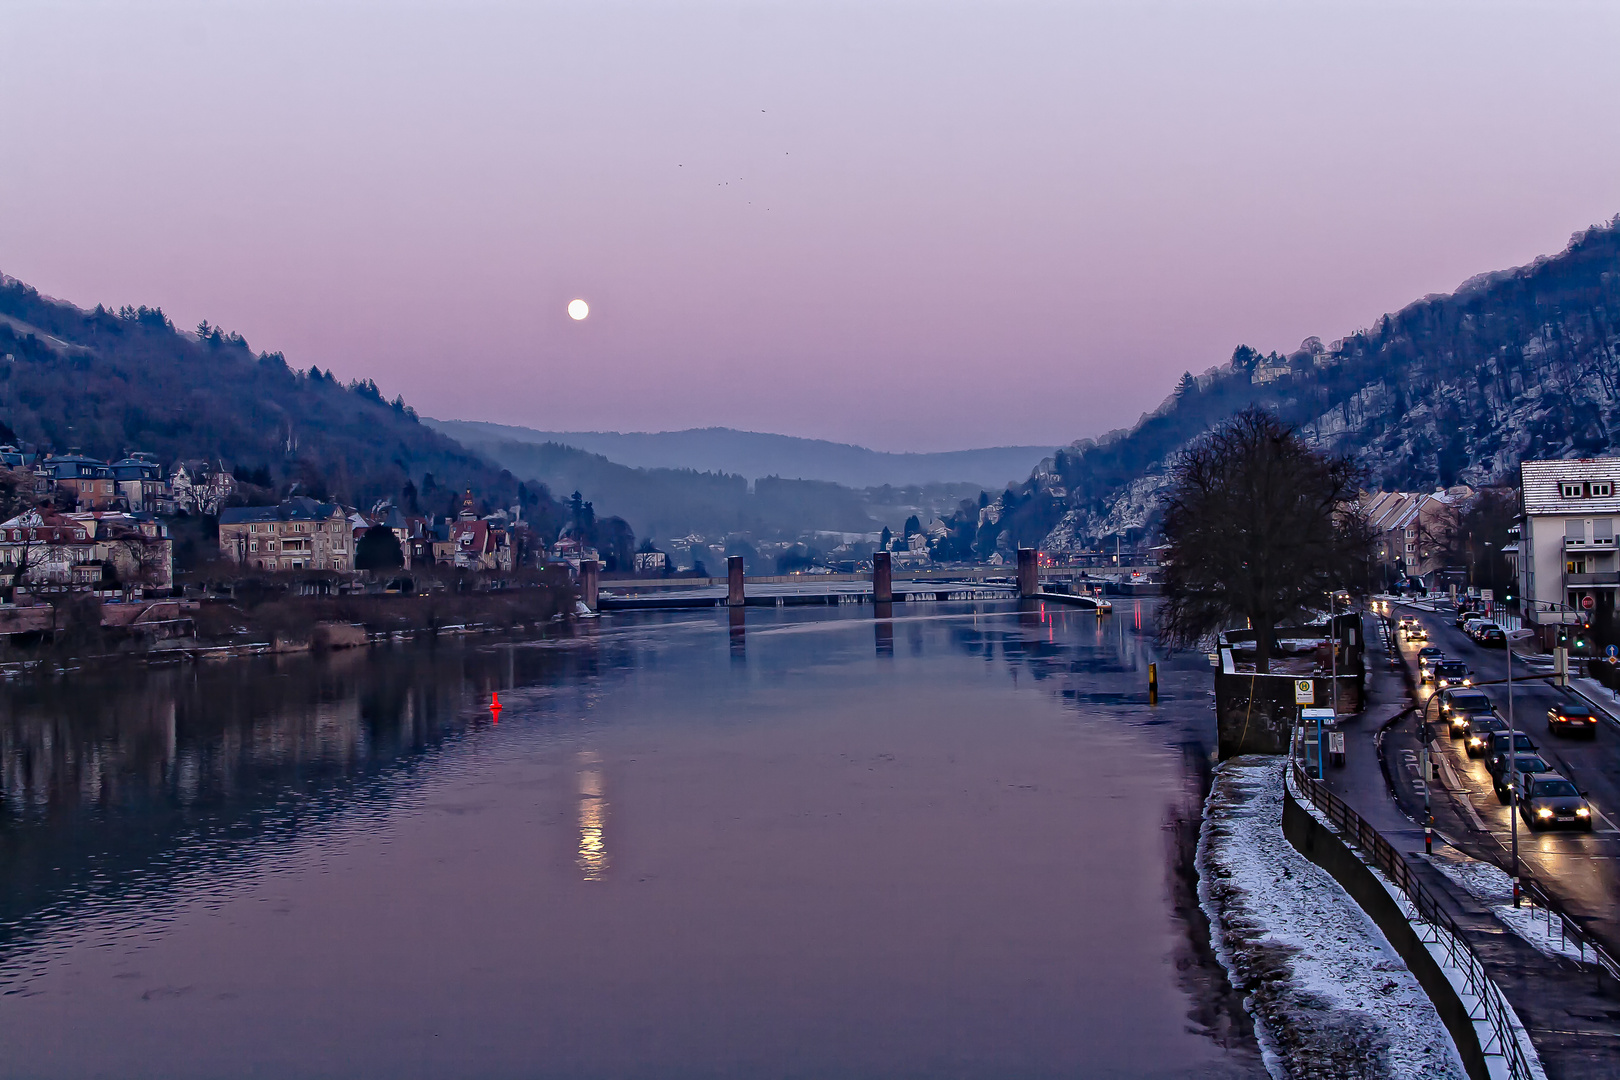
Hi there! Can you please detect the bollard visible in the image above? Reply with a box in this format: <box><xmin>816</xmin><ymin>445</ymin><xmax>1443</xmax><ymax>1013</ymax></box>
<box><xmin>1148</xmin><ymin>662</ymin><xmax>1158</xmax><ymax>705</ymax></box>
<box><xmin>727</xmin><ymin>555</ymin><xmax>745</xmax><ymax>607</ymax></box>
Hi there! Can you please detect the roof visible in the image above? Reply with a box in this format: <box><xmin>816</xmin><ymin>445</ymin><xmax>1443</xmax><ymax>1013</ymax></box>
<box><xmin>219</xmin><ymin>497</ymin><xmax>344</xmax><ymax>525</ymax></box>
<box><xmin>1521</xmin><ymin>457</ymin><xmax>1620</xmax><ymax>515</ymax></box>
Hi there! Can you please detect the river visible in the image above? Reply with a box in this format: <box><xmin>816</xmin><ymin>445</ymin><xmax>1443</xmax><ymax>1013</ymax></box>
<box><xmin>0</xmin><ymin>601</ymin><xmax>1263</xmax><ymax>1079</ymax></box>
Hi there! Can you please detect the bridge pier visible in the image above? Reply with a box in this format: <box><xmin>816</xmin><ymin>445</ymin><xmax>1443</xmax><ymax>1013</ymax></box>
<box><xmin>580</xmin><ymin>559</ymin><xmax>600</xmax><ymax>610</ymax></box>
<box><xmin>1017</xmin><ymin>548</ymin><xmax>1039</xmax><ymax>599</ymax></box>
<box><xmin>727</xmin><ymin>556</ymin><xmax>746</xmax><ymax>607</ymax></box>
<box><xmin>872</xmin><ymin>551</ymin><xmax>893</xmax><ymax>604</ymax></box>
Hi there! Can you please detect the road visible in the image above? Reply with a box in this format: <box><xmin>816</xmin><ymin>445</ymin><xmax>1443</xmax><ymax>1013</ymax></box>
<box><xmin>1392</xmin><ymin>602</ymin><xmax>1620</xmax><ymax>958</ymax></box>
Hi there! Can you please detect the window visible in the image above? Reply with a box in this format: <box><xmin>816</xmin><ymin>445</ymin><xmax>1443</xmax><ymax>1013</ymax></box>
<box><xmin>1594</xmin><ymin>482</ymin><xmax>1614</xmax><ymax>498</ymax></box>
<box><xmin>1569</xmin><ymin>557</ymin><xmax>1588</xmax><ymax>575</ymax></box>
<box><xmin>1562</xmin><ymin>481</ymin><xmax>1585</xmax><ymax>498</ymax></box>
<box><xmin>1597</xmin><ymin>519</ymin><xmax>1616</xmax><ymax>543</ymax></box>
<box><xmin>1566</xmin><ymin>520</ymin><xmax>1587</xmax><ymax>543</ymax></box>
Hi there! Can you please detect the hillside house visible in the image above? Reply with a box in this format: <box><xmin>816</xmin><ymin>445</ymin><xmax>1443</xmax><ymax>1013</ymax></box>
<box><xmin>0</xmin><ymin>508</ymin><xmax>172</xmax><ymax>591</ymax></box>
<box><xmin>111</xmin><ymin>453</ymin><xmax>175</xmax><ymax>514</ymax></box>
<box><xmin>42</xmin><ymin>454</ymin><xmax>121</xmax><ymax>510</ymax></box>
<box><xmin>219</xmin><ymin>498</ymin><xmax>352</xmax><ymax>573</ymax></box>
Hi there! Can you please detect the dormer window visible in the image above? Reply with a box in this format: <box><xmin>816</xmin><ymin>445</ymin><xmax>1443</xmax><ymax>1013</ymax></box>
<box><xmin>1594</xmin><ymin>482</ymin><xmax>1613</xmax><ymax>497</ymax></box>
<box><xmin>1563</xmin><ymin>482</ymin><xmax>1584</xmax><ymax>498</ymax></box>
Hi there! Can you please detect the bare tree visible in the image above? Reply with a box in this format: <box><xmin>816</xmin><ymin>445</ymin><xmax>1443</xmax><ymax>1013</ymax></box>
<box><xmin>1158</xmin><ymin>407</ymin><xmax>1373</xmax><ymax>673</ymax></box>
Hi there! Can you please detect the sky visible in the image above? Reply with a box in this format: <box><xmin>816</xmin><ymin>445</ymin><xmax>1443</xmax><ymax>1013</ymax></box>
<box><xmin>3</xmin><ymin>1</ymin><xmax>1619</xmax><ymax>453</ymax></box>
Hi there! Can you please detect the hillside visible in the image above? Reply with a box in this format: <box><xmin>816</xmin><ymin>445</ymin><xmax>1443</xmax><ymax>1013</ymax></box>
<box><xmin>457</xmin><ymin>437</ymin><xmax>880</xmax><ymax>539</ymax></box>
<box><xmin>0</xmin><ymin>276</ymin><xmax>565</xmax><ymax>532</ymax></box>
<box><xmin>427</xmin><ymin>420</ymin><xmax>1052</xmax><ymax>491</ymax></box>
<box><xmin>974</xmin><ymin>215</ymin><xmax>1620</xmax><ymax>555</ymax></box>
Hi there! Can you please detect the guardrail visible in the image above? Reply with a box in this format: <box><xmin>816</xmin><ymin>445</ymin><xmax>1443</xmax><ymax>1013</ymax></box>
<box><xmin>1290</xmin><ymin>760</ymin><xmax>1537</xmax><ymax>1080</ymax></box>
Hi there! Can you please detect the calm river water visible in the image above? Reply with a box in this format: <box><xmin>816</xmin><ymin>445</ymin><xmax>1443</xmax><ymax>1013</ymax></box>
<box><xmin>0</xmin><ymin>601</ymin><xmax>1263</xmax><ymax>1079</ymax></box>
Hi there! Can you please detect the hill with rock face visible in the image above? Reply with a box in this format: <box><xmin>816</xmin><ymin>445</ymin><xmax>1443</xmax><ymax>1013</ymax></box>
<box><xmin>973</xmin><ymin>215</ymin><xmax>1620</xmax><ymax>556</ymax></box>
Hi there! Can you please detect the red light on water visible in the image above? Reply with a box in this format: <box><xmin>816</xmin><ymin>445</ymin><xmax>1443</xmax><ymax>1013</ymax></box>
<box><xmin>491</xmin><ymin>691</ymin><xmax>503</xmax><ymax>723</ymax></box>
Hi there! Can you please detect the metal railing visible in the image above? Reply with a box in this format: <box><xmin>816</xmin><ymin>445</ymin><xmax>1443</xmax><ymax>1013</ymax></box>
<box><xmin>1290</xmin><ymin>760</ymin><xmax>1537</xmax><ymax>1080</ymax></box>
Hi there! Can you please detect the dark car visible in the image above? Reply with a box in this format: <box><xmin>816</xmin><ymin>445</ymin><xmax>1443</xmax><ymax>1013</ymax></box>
<box><xmin>1493</xmin><ymin>754</ymin><xmax>1553</xmax><ymax>802</ymax></box>
<box><xmin>1417</xmin><ymin>647</ymin><xmax>1445</xmax><ymax>682</ymax></box>
<box><xmin>1434</xmin><ymin>660</ymin><xmax>1472</xmax><ymax>690</ymax></box>
<box><xmin>1519</xmin><ymin>774</ymin><xmax>1593</xmax><ymax>831</ymax></box>
<box><xmin>1478</xmin><ymin>626</ymin><xmax>1506</xmax><ymax>648</ymax></box>
<box><xmin>1439</xmin><ymin>688</ymin><xmax>1492</xmax><ymax>736</ymax></box>
<box><xmin>1455</xmin><ymin>608</ymin><xmax>1484</xmax><ymax>628</ymax></box>
<box><xmin>1549</xmin><ymin>701</ymin><xmax>1599</xmax><ymax>738</ymax></box>
<box><xmin>1485</xmin><ymin>731</ymin><xmax>1539</xmax><ymax>777</ymax></box>
<box><xmin>1464</xmin><ymin>715</ymin><xmax>1507</xmax><ymax>758</ymax></box>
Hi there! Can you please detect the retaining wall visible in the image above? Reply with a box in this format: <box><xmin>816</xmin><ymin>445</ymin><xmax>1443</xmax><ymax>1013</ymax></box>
<box><xmin>1282</xmin><ymin>786</ymin><xmax>1491</xmax><ymax>1080</ymax></box>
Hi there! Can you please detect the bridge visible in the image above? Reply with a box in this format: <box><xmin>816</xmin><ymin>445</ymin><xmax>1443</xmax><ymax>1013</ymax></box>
<box><xmin>588</xmin><ymin>551</ymin><xmax>1135</xmax><ymax>612</ymax></box>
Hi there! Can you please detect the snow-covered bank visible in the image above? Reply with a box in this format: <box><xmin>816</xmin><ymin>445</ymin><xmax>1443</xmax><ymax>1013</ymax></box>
<box><xmin>1198</xmin><ymin>756</ymin><xmax>1467</xmax><ymax>1080</ymax></box>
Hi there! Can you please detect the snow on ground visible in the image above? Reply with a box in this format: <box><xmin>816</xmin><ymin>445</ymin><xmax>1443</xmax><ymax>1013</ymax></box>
<box><xmin>1198</xmin><ymin>756</ymin><xmax>1467</xmax><ymax>1080</ymax></box>
<box><xmin>1424</xmin><ymin>850</ymin><xmax>1598</xmax><ymax>965</ymax></box>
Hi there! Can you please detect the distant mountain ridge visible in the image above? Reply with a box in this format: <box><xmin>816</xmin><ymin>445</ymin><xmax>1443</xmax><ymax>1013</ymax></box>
<box><xmin>971</xmin><ymin>215</ymin><xmax>1620</xmax><ymax>555</ymax></box>
<box><xmin>426</xmin><ymin>420</ymin><xmax>1052</xmax><ymax>491</ymax></box>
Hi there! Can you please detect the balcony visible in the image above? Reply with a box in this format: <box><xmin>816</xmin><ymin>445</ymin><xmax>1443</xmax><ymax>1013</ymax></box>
<box><xmin>1566</xmin><ymin>536</ymin><xmax>1616</xmax><ymax>549</ymax></box>
<box><xmin>1566</xmin><ymin>572</ymin><xmax>1620</xmax><ymax>587</ymax></box>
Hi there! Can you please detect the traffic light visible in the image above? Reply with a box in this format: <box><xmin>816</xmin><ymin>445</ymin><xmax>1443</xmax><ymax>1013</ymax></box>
<box><xmin>1557</xmin><ymin>627</ymin><xmax>1569</xmax><ymax>648</ymax></box>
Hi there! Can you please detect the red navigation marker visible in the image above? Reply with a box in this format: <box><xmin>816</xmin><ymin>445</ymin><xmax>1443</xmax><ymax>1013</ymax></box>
<box><xmin>491</xmin><ymin>691</ymin><xmax>503</xmax><ymax>723</ymax></box>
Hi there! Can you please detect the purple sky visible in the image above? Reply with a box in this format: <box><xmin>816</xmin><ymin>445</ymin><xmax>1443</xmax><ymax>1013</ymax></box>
<box><xmin>4</xmin><ymin>2</ymin><xmax>1619</xmax><ymax>453</ymax></box>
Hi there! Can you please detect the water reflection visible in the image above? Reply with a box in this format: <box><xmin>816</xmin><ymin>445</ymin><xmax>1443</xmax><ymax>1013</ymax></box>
<box><xmin>577</xmin><ymin>750</ymin><xmax>609</xmax><ymax>880</ymax></box>
<box><xmin>0</xmin><ymin>604</ymin><xmax>1260</xmax><ymax>1079</ymax></box>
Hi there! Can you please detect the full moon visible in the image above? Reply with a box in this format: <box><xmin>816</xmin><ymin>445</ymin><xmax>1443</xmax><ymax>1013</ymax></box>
<box><xmin>567</xmin><ymin>298</ymin><xmax>589</xmax><ymax>321</ymax></box>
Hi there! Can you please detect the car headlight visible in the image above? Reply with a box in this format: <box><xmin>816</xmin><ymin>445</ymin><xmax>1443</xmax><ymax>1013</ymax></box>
<box><xmin>1537</xmin><ymin>807</ymin><xmax>1554</xmax><ymax>818</ymax></box>
<box><xmin>1468</xmin><ymin>738</ymin><xmax>1483</xmax><ymax>747</ymax></box>
<box><xmin>1577</xmin><ymin>808</ymin><xmax>1591</xmax><ymax>817</ymax></box>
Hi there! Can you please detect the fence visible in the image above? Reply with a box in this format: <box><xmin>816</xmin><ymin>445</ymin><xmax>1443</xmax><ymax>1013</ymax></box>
<box><xmin>1290</xmin><ymin>761</ymin><xmax>1540</xmax><ymax>1080</ymax></box>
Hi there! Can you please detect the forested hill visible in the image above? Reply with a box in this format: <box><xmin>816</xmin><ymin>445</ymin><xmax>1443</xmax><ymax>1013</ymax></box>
<box><xmin>979</xmin><ymin>215</ymin><xmax>1620</xmax><ymax>554</ymax></box>
<box><xmin>0</xmin><ymin>276</ymin><xmax>564</xmax><ymax>529</ymax></box>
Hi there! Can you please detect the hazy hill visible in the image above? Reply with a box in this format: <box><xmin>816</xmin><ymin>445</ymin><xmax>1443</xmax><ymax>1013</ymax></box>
<box><xmin>974</xmin><ymin>215</ymin><xmax>1620</xmax><ymax>554</ymax></box>
<box><xmin>0</xmin><ymin>276</ymin><xmax>566</xmax><ymax>531</ymax></box>
<box><xmin>426</xmin><ymin>420</ymin><xmax>1052</xmax><ymax>491</ymax></box>
<box><xmin>460</xmin><ymin>437</ymin><xmax>879</xmax><ymax>540</ymax></box>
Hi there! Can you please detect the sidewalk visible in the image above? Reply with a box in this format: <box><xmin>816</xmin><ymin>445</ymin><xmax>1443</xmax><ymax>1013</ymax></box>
<box><xmin>1321</xmin><ymin>611</ymin><xmax>1620</xmax><ymax>1079</ymax></box>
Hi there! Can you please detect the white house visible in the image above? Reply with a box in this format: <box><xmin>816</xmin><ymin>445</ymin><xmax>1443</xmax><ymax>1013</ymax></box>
<box><xmin>1515</xmin><ymin>457</ymin><xmax>1619</xmax><ymax>646</ymax></box>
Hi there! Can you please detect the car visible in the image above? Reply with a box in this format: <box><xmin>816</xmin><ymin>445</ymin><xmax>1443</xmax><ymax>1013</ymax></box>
<box><xmin>1434</xmin><ymin>660</ymin><xmax>1473</xmax><ymax>689</ymax></box>
<box><xmin>1406</xmin><ymin>623</ymin><xmax>1429</xmax><ymax>642</ymax></box>
<box><xmin>1477</xmin><ymin>626</ymin><xmax>1506</xmax><ymax>648</ymax></box>
<box><xmin>1455</xmin><ymin>608</ymin><xmax>1484</xmax><ymax>629</ymax></box>
<box><xmin>1462</xmin><ymin>618</ymin><xmax>1491</xmax><ymax>639</ymax></box>
<box><xmin>1549</xmin><ymin>700</ymin><xmax>1600</xmax><ymax>738</ymax></box>
<box><xmin>1398</xmin><ymin>616</ymin><xmax>1418</xmax><ymax>634</ymax></box>
<box><xmin>1518</xmin><ymin>774</ymin><xmax>1593</xmax><ymax>831</ymax></box>
<box><xmin>1485</xmin><ymin>731</ymin><xmax>1539</xmax><ymax>777</ymax></box>
<box><xmin>1469</xmin><ymin>620</ymin><xmax>1501</xmax><ymax>641</ymax></box>
<box><xmin>1417</xmin><ymin>648</ymin><xmax>1445</xmax><ymax>682</ymax></box>
<box><xmin>1493</xmin><ymin>754</ymin><xmax>1553</xmax><ymax>802</ymax></box>
<box><xmin>1464</xmin><ymin>715</ymin><xmax>1508</xmax><ymax>757</ymax></box>
<box><xmin>1439</xmin><ymin>687</ymin><xmax>1492</xmax><ymax>736</ymax></box>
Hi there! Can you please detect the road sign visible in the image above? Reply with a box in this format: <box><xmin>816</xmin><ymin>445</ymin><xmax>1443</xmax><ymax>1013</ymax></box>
<box><xmin>1294</xmin><ymin>679</ymin><xmax>1314</xmax><ymax>705</ymax></box>
<box><xmin>1328</xmin><ymin>731</ymin><xmax>1345</xmax><ymax>754</ymax></box>
<box><xmin>1481</xmin><ymin>589</ymin><xmax>1493</xmax><ymax>604</ymax></box>
<box><xmin>1583</xmin><ymin>595</ymin><xmax>1596</xmax><ymax>611</ymax></box>
<box><xmin>1608</xmin><ymin>644</ymin><xmax>1618</xmax><ymax>660</ymax></box>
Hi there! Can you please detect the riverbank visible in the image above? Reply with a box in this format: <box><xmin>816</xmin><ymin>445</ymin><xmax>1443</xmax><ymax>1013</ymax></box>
<box><xmin>1199</xmin><ymin>756</ymin><xmax>1467</xmax><ymax>1080</ymax></box>
<box><xmin>0</xmin><ymin>585</ymin><xmax>574</xmax><ymax>674</ymax></box>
